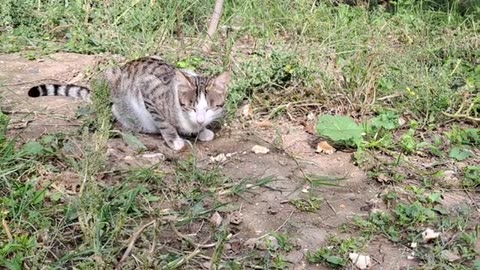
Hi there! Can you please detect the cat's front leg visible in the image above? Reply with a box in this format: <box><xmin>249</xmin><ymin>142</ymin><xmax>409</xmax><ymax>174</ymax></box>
<box><xmin>198</xmin><ymin>128</ymin><xmax>214</xmax><ymax>142</ymax></box>
<box><xmin>144</xmin><ymin>100</ymin><xmax>186</xmax><ymax>151</ymax></box>
<box><xmin>161</xmin><ymin>126</ymin><xmax>185</xmax><ymax>151</ymax></box>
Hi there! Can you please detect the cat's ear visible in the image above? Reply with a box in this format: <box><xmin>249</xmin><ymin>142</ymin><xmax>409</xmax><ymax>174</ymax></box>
<box><xmin>213</xmin><ymin>72</ymin><xmax>230</xmax><ymax>93</ymax></box>
<box><xmin>175</xmin><ymin>70</ymin><xmax>195</xmax><ymax>90</ymax></box>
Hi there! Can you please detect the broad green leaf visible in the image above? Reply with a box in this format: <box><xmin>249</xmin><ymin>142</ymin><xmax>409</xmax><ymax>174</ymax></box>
<box><xmin>449</xmin><ymin>146</ymin><xmax>473</xmax><ymax>161</ymax></box>
<box><xmin>324</xmin><ymin>255</ymin><xmax>346</xmax><ymax>266</ymax></box>
<box><xmin>21</xmin><ymin>141</ymin><xmax>44</xmax><ymax>155</ymax></box>
<box><xmin>370</xmin><ymin>112</ymin><xmax>399</xmax><ymax>130</ymax></box>
<box><xmin>315</xmin><ymin>115</ymin><xmax>363</xmax><ymax>147</ymax></box>
<box><xmin>121</xmin><ymin>132</ymin><xmax>147</xmax><ymax>151</ymax></box>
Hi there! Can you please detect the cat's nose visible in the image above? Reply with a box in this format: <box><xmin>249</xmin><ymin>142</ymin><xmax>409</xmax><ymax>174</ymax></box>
<box><xmin>196</xmin><ymin>115</ymin><xmax>205</xmax><ymax>125</ymax></box>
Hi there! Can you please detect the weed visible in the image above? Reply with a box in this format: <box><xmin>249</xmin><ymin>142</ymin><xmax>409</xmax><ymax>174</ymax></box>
<box><xmin>307</xmin><ymin>236</ymin><xmax>367</xmax><ymax>268</ymax></box>
<box><xmin>290</xmin><ymin>196</ymin><xmax>324</xmax><ymax>212</ymax></box>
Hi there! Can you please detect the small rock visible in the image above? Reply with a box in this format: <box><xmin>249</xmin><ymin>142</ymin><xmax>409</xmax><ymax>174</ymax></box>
<box><xmin>422</xmin><ymin>228</ymin><xmax>440</xmax><ymax>241</ymax></box>
<box><xmin>210</xmin><ymin>212</ymin><xmax>223</xmax><ymax>227</ymax></box>
<box><xmin>398</xmin><ymin>117</ymin><xmax>407</xmax><ymax>126</ymax></box>
<box><xmin>348</xmin><ymin>253</ymin><xmax>371</xmax><ymax>269</ymax></box>
<box><xmin>241</xmin><ymin>103</ymin><xmax>251</xmax><ymax>118</ymax></box>
<box><xmin>251</xmin><ymin>145</ymin><xmax>270</xmax><ymax>154</ymax></box>
<box><xmin>410</xmin><ymin>242</ymin><xmax>418</xmax><ymax>248</ymax></box>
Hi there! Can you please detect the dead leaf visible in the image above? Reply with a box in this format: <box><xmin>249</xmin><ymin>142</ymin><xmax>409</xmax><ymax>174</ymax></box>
<box><xmin>256</xmin><ymin>120</ymin><xmax>273</xmax><ymax>128</ymax></box>
<box><xmin>315</xmin><ymin>141</ymin><xmax>336</xmax><ymax>154</ymax></box>
<box><xmin>210</xmin><ymin>212</ymin><xmax>223</xmax><ymax>227</ymax></box>
<box><xmin>210</xmin><ymin>153</ymin><xmax>227</xmax><ymax>163</ymax></box>
<box><xmin>229</xmin><ymin>211</ymin><xmax>243</xmax><ymax>225</ymax></box>
<box><xmin>376</xmin><ymin>173</ymin><xmax>391</xmax><ymax>183</ymax></box>
<box><xmin>251</xmin><ymin>145</ymin><xmax>269</xmax><ymax>154</ymax></box>
<box><xmin>349</xmin><ymin>253</ymin><xmax>371</xmax><ymax>269</ymax></box>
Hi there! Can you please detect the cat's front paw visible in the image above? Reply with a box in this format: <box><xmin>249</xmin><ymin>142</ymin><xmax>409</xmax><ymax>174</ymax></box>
<box><xmin>169</xmin><ymin>138</ymin><xmax>185</xmax><ymax>151</ymax></box>
<box><xmin>198</xmin><ymin>129</ymin><xmax>214</xmax><ymax>142</ymax></box>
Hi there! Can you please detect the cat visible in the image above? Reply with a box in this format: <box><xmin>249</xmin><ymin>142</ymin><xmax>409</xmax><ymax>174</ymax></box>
<box><xmin>27</xmin><ymin>56</ymin><xmax>230</xmax><ymax>151</ymax></box>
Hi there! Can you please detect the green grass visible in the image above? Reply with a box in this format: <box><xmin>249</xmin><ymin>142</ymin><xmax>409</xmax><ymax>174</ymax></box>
<box><xmin>1</xmin><ymin>0</ymin><xmax>480</xmax><ymax>269</ymax></box>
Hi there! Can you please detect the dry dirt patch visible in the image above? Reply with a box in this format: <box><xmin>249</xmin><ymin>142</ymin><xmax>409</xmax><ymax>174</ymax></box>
<box><xmin>0</xmin><ymin>52</ymin><xmax>435</xmax><ymax>269</ymax></box>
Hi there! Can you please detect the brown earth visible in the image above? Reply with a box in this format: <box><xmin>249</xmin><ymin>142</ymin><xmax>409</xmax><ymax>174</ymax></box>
<box><xmin>1</xmin><ymin>53</ymin><xmax>477</xmax><ymax>269</ymax></box>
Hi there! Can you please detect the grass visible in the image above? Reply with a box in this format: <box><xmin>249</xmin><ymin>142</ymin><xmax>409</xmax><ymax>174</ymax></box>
<box><xmin>1</xmin><ymin>0</ymin><xmax>480</xmax><ymax>269</ymax></box>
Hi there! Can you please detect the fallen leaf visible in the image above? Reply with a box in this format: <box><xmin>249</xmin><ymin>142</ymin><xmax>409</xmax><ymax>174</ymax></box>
<box><xmin>251</xmin><ymin>145</ymin><xmax>269</xmax><ymax>154</ymax></box>
<box><xmin>376</xmin><ymin>173</ymin><xmax>390</xmax><ymax>183</ymax></box>
<box><xmin>315</xmin><ymin>141</ymin><xmax>336</xmax><ymax>154</ymax></box>
<box><xmin>210</xmin><ymin>153</ymin><xmax>227</xmax><ymax>163</ymax></box>
<box><xmin>210</xmin><ymin>212</ymin><xmax>223</xmax><ymax>227</ymax></box>
<box><xmin>348</xmin><ymin>253</ymin><xmax>371</xmax><ymax>269</ymax></box>
<box><xmin>229</xmin><ymin>211</ymin><xmax>243</xmax><ymax>225</ymax></box>
<box><xmin>422</xmin><ymin>228</ymin><xmax>440</xmax><ymax>241</ymax></box>
<box><xmin>256</xmin><ymin>120</ymin><xmax>273</xmax><ymax>128</ymax></box>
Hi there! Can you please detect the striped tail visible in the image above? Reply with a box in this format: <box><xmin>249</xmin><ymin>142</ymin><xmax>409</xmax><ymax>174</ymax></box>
<box><xmin>28</xmin><ymin>84</ymin><xmax>91</xmax><ymax>102</ymax></box>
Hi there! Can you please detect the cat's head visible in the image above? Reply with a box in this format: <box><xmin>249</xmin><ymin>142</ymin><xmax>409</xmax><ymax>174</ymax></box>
<box><xmin>175</xmin><ymin>70</ymin><xmax>230</xmax><ymax>127</ymax></box>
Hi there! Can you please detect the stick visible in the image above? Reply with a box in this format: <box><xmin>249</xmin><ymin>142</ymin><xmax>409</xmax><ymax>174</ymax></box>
<box><xmin>2</xmin><ymin>218</ymin><xmax>13</xmax><ymax>241</ymax></box>
<box><xmin>202</xmin><ymin>0</ymin><xmax>225</xmax><ymax>53</ymax></box>
<box><xmin>115</xmin><ymin>220</ymin><xmax>156</xmax><ymax>270</ymax></box>
<box><xmin>170</xmin><ymin>222</ymin><xmax>217</xmax><ymax>248</ymax></box>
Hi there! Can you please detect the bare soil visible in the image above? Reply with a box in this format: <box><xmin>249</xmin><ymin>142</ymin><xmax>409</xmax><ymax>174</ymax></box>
<box><xmin>1</xmin><ymin>53</ymin><xmax>477</xmax><ymax>269</ymax></box>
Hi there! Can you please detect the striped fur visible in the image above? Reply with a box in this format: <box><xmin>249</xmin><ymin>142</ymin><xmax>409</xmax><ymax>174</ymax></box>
<box><xmin>28</xmin><ymin>84</ymin><xmax>91</xmax><ymax>101</ymax></box>
<box><xmin>27</xmin><ymin>56</ymin><xmax>230</xmax><ymax>151</ymax></box>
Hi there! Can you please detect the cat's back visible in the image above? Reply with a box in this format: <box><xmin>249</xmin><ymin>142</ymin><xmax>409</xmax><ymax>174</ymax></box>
<box><xmin>121</xmin><ymin>56</ymin><xmax>176</xmax><ymax>84</ymax></box>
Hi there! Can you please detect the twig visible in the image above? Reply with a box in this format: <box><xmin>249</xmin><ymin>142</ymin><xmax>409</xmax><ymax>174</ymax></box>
<box><xmin>164</xmin><ymin>249</ymin><xmax>201</xmax><ymax>269</ymax></box>
<box><xmin>2</xmin><ymin>218</ymin><xmax>13</xmax><ymax>241</ymax></box>
<box><xmin>326</xmin><ymin>199</ymin><xmax>337</xmax><ymax>215</ymax></box>
<box><xmin>115</xmin><ymin>220</ymin><xmax>156</xmax><ymax>270</ymax></box>
<box><xmin>202</xmin><ymin>0</ymin><xmax>225</xmax><ymax>53</ymax></box>
<box><xmin>442</xmin><ymin>111</ymin><xmax>480</xmax><ymax>122</ymax></box>
<box><xmin>170</xmin><ymin>222</ymin><xmax>217</xmax><ymax>248</ymax></box>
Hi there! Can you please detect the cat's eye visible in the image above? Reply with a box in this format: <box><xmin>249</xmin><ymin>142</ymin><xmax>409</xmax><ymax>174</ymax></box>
<box><xmin>216</xmin><ymin>104</ymin><xmax>224</xmax><ymax>108</ymax></box>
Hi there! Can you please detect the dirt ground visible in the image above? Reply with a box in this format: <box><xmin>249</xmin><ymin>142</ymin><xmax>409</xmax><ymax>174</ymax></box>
<box><xmin>2</xmin><ymin>53</ymin><xmax>472</xmax><ymax>269</ymax></box>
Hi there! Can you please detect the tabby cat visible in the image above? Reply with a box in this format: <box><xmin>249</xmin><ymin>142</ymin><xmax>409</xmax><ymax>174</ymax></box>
<box><xmin>28</xmin><ymin>56</ymin><xmax>230</xmax><ymax>151</ymax></box>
